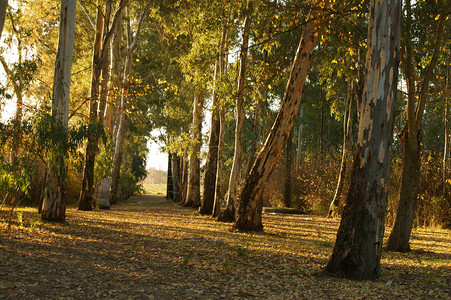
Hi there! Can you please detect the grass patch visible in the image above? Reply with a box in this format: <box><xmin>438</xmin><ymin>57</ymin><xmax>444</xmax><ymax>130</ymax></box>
<box><xmin>142</xmin><ymin>183</ymin><xmax>166</xmax><ymax>195</ymax></box>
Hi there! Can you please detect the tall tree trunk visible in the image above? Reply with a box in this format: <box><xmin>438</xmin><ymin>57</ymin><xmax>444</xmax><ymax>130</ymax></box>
<box><xmin>0</xmin><ymin>0</ymin><xmax>7</xmax><ymax>39</ymax></box>
<box><xmin>386</xmin><ymin>2</ymin><xmax>447</xmax><ymax>252</ymax></box>
<box><xmin>41</xmin><ymin>0</ymin><xmax>76</xmax><ymax>222</ymax></box>
<box><xmin>232</xmin><ymin>5</ymin><xmax>326</xmax><ymax>232</ymax></box>
<box><xmin>184</xmin><ymin>94</ymin><xmax>203</xmax><ymax>207</ymax></box>
<box><xmin>218</xmin><ymin>1</ymin><xmax>252</xmax><ymax>222</ymax></box>
<box><xmin>98</xmin><ymin>0</ymin><xmax>111</xmax><ymax>126</ymax></box>
<box><xmin>283</xmin><ymin>129</ymin><xmax>294</xmax><ymax>207</ymax></box>
<box><xmin>172</xmin><ymin>153</ymin><xmax>180</xmax><ymax>202</ymax></box>
<box><xmin>108</xmin><ymin>4</ymin><xmax>150</xmax><ymax>205</ymax></box>
<box><xmin>199</xmin><ymin>57</ymin><xmax>221</xmax><ymax>215</ymax></box>
<box><xmin>296</xmin><ymin>106</ymin><xmax>304</xmax><ymax>169</ymax></box>
<box><xmin>105</xmin><ymin>9</ymin><xmax>122</xmax><ymax>137</ymax></box>
<box><xmin>108</xmin><ymin>82</ymin><xmax>127</xmax><ymax>205</ymax></box>
<box><xmin>212</xmin><ymin>106</ymin><xmax>225</xmax><ymax>218</ymax></box>
<box><xmin>326</xmin><ymin>0</ymin><xmax>401</xmax><ymax>279</ymax></box>
<box><xmin>79</xmin><ymin>5</ymin><xmax>104</xmax><ymax>211</ymax></box>
<box><xmin>179</xmin><ymin>154</ymin><xmax>188</xmax><ymax>204</ymax></box>
<box><xmin>166</xmin><ymin>152</ymin><xmax>173</xmax><ymax>200</ymax></box>
<box><xmin>78</xmin><ymin>0</ymin><xmax>129</xmax><ymax>211</ymax></box>
<box><xmin>212</xmin><ymin>39</ymin><xmax>228</xmax><ymax>218</ymax></box>
<box><xmin>327</xmin><ymin>82</ymin><xmax>353</xmax><ymax>218</ymax></box>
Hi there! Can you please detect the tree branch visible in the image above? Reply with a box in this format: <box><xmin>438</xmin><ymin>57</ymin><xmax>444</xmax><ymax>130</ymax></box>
<box><xmin>79</xmin><ymin>0</ymin><xmax>96</xmax><ymax>31</ymax></box>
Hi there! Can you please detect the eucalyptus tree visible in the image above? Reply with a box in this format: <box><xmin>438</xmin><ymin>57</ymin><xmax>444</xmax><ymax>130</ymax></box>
<box><xmin>41</xmin><ymin>0</ymin><xmax>76</xmax><ymax>222</ymax></box>
<box><xmin>326</xmin><ymin>0</ymin><xmax>401</xmax><ymax>279</ymax></box>
<box><xmin>386</xmin><ymin>0</ymin><xmax>448</xmax><ymax>252</ymax></box>
<box><xmin>109</xmin><ymin>3</ymin><xmax>151</xmax><ymax>205</ymax></box>
<box><xmin>217</xmin><ymin>0</ymin><xmax>253</xmax><ymax>221</ymax></box>
<box><xmin>78</xmin><ymin>0</ymin><xmax>128</xmax><ymax>211</ymax></box>
<box><xmin>199</xmin><ymin>20</ymin><xmax>229</xmax><ymax>215</ymax></box>
<box><xmin>233</xmin><ymin>1</ymin><xmax>328</xmax><ymax>231</ymax></box>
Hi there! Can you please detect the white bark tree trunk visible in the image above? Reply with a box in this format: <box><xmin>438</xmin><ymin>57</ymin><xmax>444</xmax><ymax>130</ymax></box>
<box><xmin>41</xmin><ymin>0</ymin><xmax>76</xmax><ymax>222</ymax></box>
<box><xmin>218</xmin><ymin>1</ymin><xmax>252</xmax><ymax>222</ymax></box>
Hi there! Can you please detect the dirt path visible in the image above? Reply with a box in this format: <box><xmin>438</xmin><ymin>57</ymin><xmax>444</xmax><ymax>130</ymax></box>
<box><xmin>1</xmin><ymin>194</ymin><xmax>450</xmax><ymax>299</ymax></box>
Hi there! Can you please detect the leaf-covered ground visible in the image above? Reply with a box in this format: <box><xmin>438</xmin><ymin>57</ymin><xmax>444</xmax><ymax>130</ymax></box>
<box><xmin>1</xmin><ymin>193</ymin><xmax>450</xmax><ymax>299</ymax></box>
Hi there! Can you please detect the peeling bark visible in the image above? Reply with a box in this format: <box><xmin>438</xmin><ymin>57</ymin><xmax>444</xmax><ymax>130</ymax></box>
<box><xmin>233</xmin><ymin>5</ymin><xmax>326</xmax><ymax>232</ymax></box>
<box><xmin>326</xmin><ymin>0</ymin><xmax>401</xmax><ymax>279</ymax></box>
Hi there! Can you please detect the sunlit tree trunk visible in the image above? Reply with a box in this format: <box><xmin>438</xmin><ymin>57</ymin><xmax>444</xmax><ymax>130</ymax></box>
<box><xmin>328</xmin><ymin>82</ymin><xmax>353</xmax><ymax>218</ymax></box>
<box><xmin>326</xmin><ymin>0</ymin><xmax>401</xmax><ymax>279</ymax></box>
<box><xmin>98</xmin><ymin>0</ymin><xmax>111</xmax><ymax>126</ymax></box>
<box><xmin>212</xmin><ymin>106</ymin><xmax>225</xmax><ymax>218</ymax></box>
<box><xmin>218</xmin><ymin>1</ymin><xmax>252</xmax><ymax>222</ymax></box>
<box><xmin>105</xmin><ymin>9</ymin><xmax>122</xmax><ymax>138</ymax></box>
<box><xmin>41</xmin><ymin>0</ymin><xmax>76</xmax><ymax>222</ymax></box>
<box><xmin>109</xmin><ymin>5</ymin><xmax>150</xmax><ymax>205</ymax></box>
<box><xmin>386</xmin><ymin>2</ymin><xmax>447</xmax><ymax>252</ymax></box>
<box><xmin>233</xmin><ymin>5</ymin><xmax>326</xmax><ymax>232</ymax></box>
<box><xmin>212</xmin><ymin>39</ymin><xmax>228</xmax><ymax>218</ymax></box>
<box><xmin>78</xmin><ymin>0</ymin><xmax>129</xmax><ymax>211</ymax></box>
<box><xmin>199</xmin><ymin>58</ymin><xmax>221</xmax><ymax>214</ymax></box>
<box><xmin>184</xmin><ymin>94</ymin><xmax>203</xmax><ymax>207</ymax></box>
<box><xmin>0</xmin><ymin>0</ymin><xmax>7</xmax><ymax>39</ymax></box>
<box><xmin>78</xmin><ymin>5</ymin><xmax>104</xmax><ymax>211</ymax></box>
<box><xmin>179</xmin><ymin>154</ymin><xmax>188</xmax><ymax>204</ymax></box>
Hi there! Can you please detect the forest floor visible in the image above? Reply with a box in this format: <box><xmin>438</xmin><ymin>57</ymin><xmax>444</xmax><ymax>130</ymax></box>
<box><xmin>1</xmin><ymin>189</ymin><xmax>450</xmax><ymax>299</ymax></box>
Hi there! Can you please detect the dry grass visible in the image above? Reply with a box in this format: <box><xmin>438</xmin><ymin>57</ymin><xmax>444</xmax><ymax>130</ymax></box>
<box><xmin>0</xmin><ymin>195</ymin><xmax>450</xmax><ymax>299</ymax></box>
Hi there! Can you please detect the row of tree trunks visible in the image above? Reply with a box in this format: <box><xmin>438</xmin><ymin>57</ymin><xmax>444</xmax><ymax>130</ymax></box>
<box><xmin>217</xmin><ymin>0</ymin><xmax>252</xmax><ymax>222</ymax></box>
<box><xmin>326</xmin><ymin>0</ymin><xmax>401</xmax><ymax>279</ymax></box>
<box><xmin>232</xmin><ymin>5</ymin><xmax>326</xmax><ymax>232</ymax></box>
<box><xmin>41</xmin><ymin>0</ymin><xmax>76</xmax><ymax>222</ymax></box>
<box><xmin>386</xmin><ymin>1</ymin><xmax>447</xmax><ymax>252</ymax></box>
<box><xmin>109</xmin><ymin>4</ymin><xmax>151</xmax><ymax>205</ymax></box>
<box><xmin>199</xmin><ymin>57</ymin><xmax>221</xmax><ymax>214</ymax></box>
<box><xmin>78</xmin><ymin>0</ymin><xmax>129</xmax><ymax>211</ymax></box>
<box><xmin>78</xmin><ymin>4</ymin><xmax>104</xmax><ymax>211</ymax></box>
